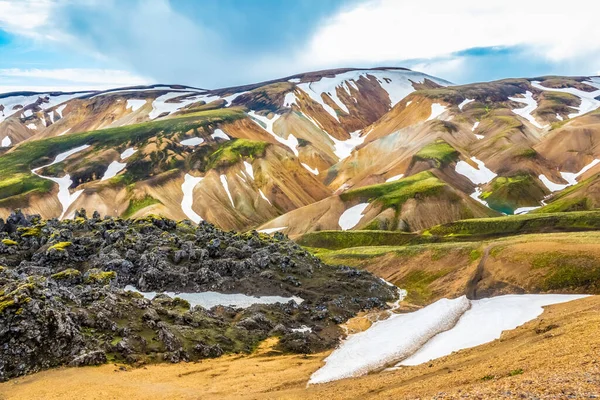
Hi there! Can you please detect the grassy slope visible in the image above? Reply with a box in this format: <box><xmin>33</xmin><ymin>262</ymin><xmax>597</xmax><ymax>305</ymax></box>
<box><xmin>0</xmin><ymin>109</ymin><xmax>245</xmax><ymax>202</ymax></box>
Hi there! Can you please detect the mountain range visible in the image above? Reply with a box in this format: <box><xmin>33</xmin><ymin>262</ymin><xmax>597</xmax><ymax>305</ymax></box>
<box><xmin>1</xmin><ymin>67</ymin><xmax>600</xmax><ymax>238</ymax></box>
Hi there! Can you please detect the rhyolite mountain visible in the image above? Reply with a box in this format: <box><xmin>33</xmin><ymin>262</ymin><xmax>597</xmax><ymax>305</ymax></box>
<box><xmin>1</xmin><ymin>68</ymin><xmax>600</xmax><ymax>236</ymax></box>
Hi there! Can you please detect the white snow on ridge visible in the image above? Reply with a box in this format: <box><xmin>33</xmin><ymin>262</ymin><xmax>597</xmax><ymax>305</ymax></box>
<box><xmin>258</xmin><ymin>189</ymin><xmax>272</xmax><ymax>205</ymax></box>
<box><xmin>539</xmin><ymin>158</ymin><xmax>600</xmax><ymax>192</ymax></box>
<box><xmin>330</xmin><ymin>130</ymin><xmax>365</xmax><ymax>161</ymax></box>
<box><xmin>385</xmin><ymin>174</ymin><xmax>404</xmax><ymax>183</ymax></box>
<box><xmin>399</xmin><ymin>294</ymin><xmax>587</xmax><ymax>366</ymax></box>
<box><xmin>222</xmin><ymin>91</ymin><xmax>248</xmax><ymax>106</ymax></box>
<box><xmin>426</xmin><ymin>103</ymin><xmax>446</xmax><ymax>121</ymax></box>
<box><xmin>531</xmin><ymin>80</ymin><xmax>600</xmax><ymax>119</ymax></box>
<box><xmin>126</xmin><ymin>99</ymin><xmax>146</xmax><ymax>112</ymax></box>
<box><xmin>296</xmin><ymin>69</ymin><xmax>450</xmax><ymax>121</ymax></box>
<box><xmin>220</xmin><ymin>174</ymin><xmax>235</xmax><ymax>207</ymax></box>
<box><xmin>455</xmin><ymin>157</ymin><xmax>497</xmax><ymax>185</ymax></box>
<box><xmin>180</xmin><ymin>137</ymin><xmax>204</xmax><ymax>146</ymax></box>
<box><xmin>283</xmin><ymin>91</ymin><xmax>297</xmax><ymax>107</ymax></box>
<box><xmin>26</xmin><ymin>123</ymin><xmax>37</xmax><ymax>130</ymax></box>
<box><xmin>243</xmin><ymin>161</ymin><xmax>254</xmax><ymax>180</ymax></box>
<box><xmin>0</xmin><ymin>92</ymin><xmax>91</xmax><ymax>124</ymax></box>
<box><xmin>1</xmin><ymin>136</ymin><xmax>11</xmax><ymax>147</ymax></box>
<box><xmin>148</xmin><ymin>91</ymin><xmax>197</xmax><ymax>120</ymax></box>
<box><xmin>301</xmin><ymin>163</ymin><xmax>319</xmax><ymax>175</ymax></box>
<box><xmin>125</xmin><ymin>285</ymin><xmax>303</xmax><ymax>309</ymax></box>
<box><xmin>211</xmin><ymin>129</ymin><xmax>229</xmax><ymax>141</ymax></box>
<box><xmin>338</xmin><ymin>203</ymin><xmax>369</xmax><ymax>231</ymax></box>
<box><xmin>258</xmin><ymin>227</ymin><xmax>287</xmax><ymax>234</ymax></box>
<box><xmin>55</xmin><ymin>104</ymin><xmax>67</xmax><ymax>118</ymax></box>
<box><xmin>248</xmin><ymin>111</ymin><xmax>299</xmax><ymax>156</ymax></box>
<box><xmin>309</xmin><ymin>296</ymin><xmax>471</xmax><ymax>384</ymax></box>
<box><xmin>31</xmin><ymin>144</ymin><xmax>90</xmax><ymax>219</ymax></box>
<box><xmin>458</xmin><ymin>98</ymin><xmax>474</xmax><ymax>110</ymax></box>
<box><xmin>181</xmin><ymin>174</ymin><xmax>204</xmax><ymax>223</ymax></box>
<box><xmin>472</xmin><ymin>121</ymin><xmax>480</xmax><ymax>132</ymax></box>
<box><xmin>508</xmin><ymin>91</ymin><xmax>547</xmax><ymax>129</ymax></box>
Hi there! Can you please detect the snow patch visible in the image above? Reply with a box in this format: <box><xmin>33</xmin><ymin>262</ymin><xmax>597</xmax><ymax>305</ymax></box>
<box><xmin>31</xmin><ymin>144</ymin><xmax>90</xmax><ymax>219</ymax></box>
<box><xmin>291</xmin><ymin>326</ymin><xmax>312</xmax><ymax>334</ymax></box>
<box><xmin>474</xmin><ymin>134</ymin><xmax>484</xmax><ymax>140</ymax></box>
<box><xmin>426</xmin><ymin>103</ymin><xmax>447</xmax><ymax>121</ymax></box>
<box><xmin>125</xmin><ymin>285</ymin><xmax>303</xmax><ymax>309</ymax></box>
<box><xmin>243</xmin><ymin>161</ymin><xmax>254</xmax><ymax>180</ymax></box>
<box><xmin>508</xmin><ymin>91</ymin><xmax>547</xmax><ymax>129</ymax></box>
<box><xmin>556</xmin><ymin>113</ymin><xmax>563</xmax><ymax>121</ymax></box>
<box><xmin>539</xmin><ymin>159</ymin><xmax>600</xmax><ymax>192</ymax></box>
<box><xmin>458</xmin><ymin>98</ymin><xmax>474</xmax><ymax>110</ymax></box>
<box><xmin>309</xmin><ymin>296</ymin><xmax>471</xmax><ymax>384</ymax></box>
<box><xmin>148</xmin><ymin>91</ymin><xmax>209</xmax><ymax>119</ymax></box>
<box><xmin>55</xmin><ymin>104</ymin><xmax>67</xmax><ymax>118</ymax></box>
<box><xmin>514</xmin><ymin>206</ymin><xmax>541</xmax><ymax>215</ymax></box>
<box><xmin>211</xmin><ymin>129</ymin><xmax>229</xmax><ymax>141</ymax></box>
<box><xmin>470</xmin><ymin>187</ymin><xmax>490</xmax><ymax>207</ymax></box>
<box><xmin>0</xmin><ymin>92</ymin><xmax>90</xmax><ymax>124</ymax></box>
<box><xmin>258</xmin><ymin>227</ymin><xmax>287</xmax><ymax>234</ymax></box>
<box><xmin>301</xmin><ymin>163</ymin><xmax>319</xmax><ymax>175</ymax></box>
<box><xmin>385</xmin><ymin>174</ymin><xmax>404</xmax><ymax>183</ymax></box>
<box><xmin>26</xmin><ymin>123</ymin><xmax>37</xmax><ymax>130</ymax></box>
<box><xmin>258</xmin><ymin>189</ymin><xmax>272</xmax><ymax>205</ymax></box>
<box><xmin>101</xmin><ymin>161</ymin><xmax>126</xmax><ymax>181</ymax></box>
<box><xmin>181</xmin><ymin>174</ymin><xmax>204</xmax><ymax>223</ymax></box>
<box><xmin>455</xmin><ymin>157</ymin><xmax>497</xmax><ymax>185</ymax></box>
<box><xmin>120</xmin><ymin>148</ymin><xmax>137</xmax><ymax>160</ymax></box>
<box><xmin>248</xmin><ymin>111</ymin><xmax>299</xmax><ymax>156</ymax></box>
<box><xmin>180</xmin><ymin>137</ymin><xmax>204</xmax><ymax>146</ymax></box>
<box><xmin>220</xmin><ymin>174</ymin><xmax>235</xmax><ymax>207</ymax></box>
<box><xmin>329</xmin><ymin>130</ymin><xmax>365</xmax><ymax>161</ymax></box>
<box><xmin>531</xmin><ymin>80</ymin><xmax>600</xmax><ymax>119</ymax></box>
<box><xmin>1</xmin><ymin>136</ymin><xmax>11</xmax><ymax>147</ymax></box>
<box><xmin>399</xmin><ymin>294</ymin><xmax>587</xmax><ymax>366</ymax></box>
<box><xmin>472</xmin><ymin>121</ymin><xmax>480</xmax><ymax>131</ymax></box>
<box><xmin>339</xmin><ymin>203</ymin><xmax>369</xmax><ymax>231</ymax></box>
<box><xmin>283</xmin><ymin>91</ymin><xmax>297</xmax><ymax>107</ymax></box>
<box><xmin>126</xmin><ymin>99</ymin><xmax>146</xmax><ymax>112</ymax></box>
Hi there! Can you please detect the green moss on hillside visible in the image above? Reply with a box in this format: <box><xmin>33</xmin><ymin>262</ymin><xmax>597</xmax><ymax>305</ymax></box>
<box><xmin>208</xmin><ymin>139</ymin><xmax>269</xmax><ymax>169</ymax></box>
<box><xmin>123</xmin><ymin>195</ymin><xmax>162</xmax><ymax>219</ymax></box>
<box><xmin>340</xmin><ymin>171</ymin><xmax>447</xmax><ymax>209</ymax></box>
<box><xmin>427</xmin><ymin>211</ymin><xmax>600</xmax><ymax>237</ymax></box>
<box><xmin>296</xmin><ymin>230</ymin><xmax>422</xmax><ymax>250</ymax></box>
<box><xmin>0</xmin><ymin>108</ymin><xmax>245</xmax><ymax>202</ymax></box>
<box><xmin>413</xmin><ymin>140</ymin><xmax>459</xmax><ymax>168</ymax></box>
<box><xmin>482</xmin><ymin>174</ymin><xmax>546</xmax><ymax>214</ymax></box>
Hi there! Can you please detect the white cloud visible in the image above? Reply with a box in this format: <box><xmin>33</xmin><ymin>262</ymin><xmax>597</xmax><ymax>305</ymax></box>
<box><xmin>0</xmin><ymin>68</ymin><xmax>149</xmax><ymax>85</ymax></box>
<box><xmin>298</xmin><ymin>0</ymin><xmax>600</xmax><ymax>69</ymax></box>
<box><xmin>0</xmin><ymin>68</ymin><xmax>150</xmax><ymax>93</ymax></box>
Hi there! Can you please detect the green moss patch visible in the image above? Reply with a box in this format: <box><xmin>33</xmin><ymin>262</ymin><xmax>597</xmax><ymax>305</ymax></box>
<box><xmin>207</xmin><ymin>139</ymin><xmax>269</xmax><ymax>169</ymax></box>
<box><xmin>340</xmin><ymin>171</ymin><xmax>447</xmax><ymax>209</ymax></box>
<box><xmin>482</xmin><ymin>174</ymin><xmax>547</xmax><ymax>214</ymax></box>
<box><xmin>48</xmin><ymin>241</ymin><xmax>72</xmax><ymax>251</ymax></box>
<box><xmin>123</xmin><ymin>195</ymin><xmax>162</xmax><ymax>219</ymax></box>
<box><xmin>413</xmin><ymin>140</ymin><xmax>459</xmax><ymax>168</ymax></box>
<box><xmin>397</xmin><ymin>269</ymin><xmax>450</xmax><ymax>305</ymax></box>
<box><xmin>297</xmin><ymin>230</ymin><xmax>422</xmax><ymax>250</ymax></box>
<box><xmin>1</xmin><ymin>239</ymin><xmax>17</xmax><ymax>246</ymax></box>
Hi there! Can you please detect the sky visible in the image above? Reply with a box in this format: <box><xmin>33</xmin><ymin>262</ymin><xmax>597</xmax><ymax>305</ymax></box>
<box><xmin>1</xmin><ymin>0</ymin><xmax>600</xmax><ymax>93</ymax></box>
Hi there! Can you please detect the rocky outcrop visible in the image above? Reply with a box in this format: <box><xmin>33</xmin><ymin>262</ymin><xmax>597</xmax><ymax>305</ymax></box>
<box><xmin>0</xmin><ymin>209</ymin><xmax>396</xmax><ymax>381</ymax></box>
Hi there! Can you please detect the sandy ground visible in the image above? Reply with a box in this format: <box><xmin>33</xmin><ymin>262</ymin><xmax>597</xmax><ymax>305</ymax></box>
<box><xmin>1</xmin><ymin>296</ymin><xmax>599</xmax><ymax>400</ymax></box>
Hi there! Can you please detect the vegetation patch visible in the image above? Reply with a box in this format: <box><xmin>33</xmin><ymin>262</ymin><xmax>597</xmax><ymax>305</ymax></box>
<box><xmin>531</xmin><ymin>252</ymin><xmax>600</xmax><ymax>291</ymax></box>
<box><xmin>207</xmin><ymin>139</ymin><xmax>269</xmax><ymax>169</ymax></box>
<box><xmin>123</xmin><ymin>195</ymin><xmax>162</xmax><ymax>219</ymax></box>
<box><xmin>412</xmin><ymin>140</ymin><xmax>459</xmax><ymax>168</ymax></box>
<box><xmin>296</xmin><ymin>230</ymin><xmax>423</xmax><ymax>250</ymax></box>
<box><xmin>482</xmin><ymin>174</ymin><xmax>546</xmax><ymax>214</ymax></box>
<box><xmin>427</xmin><ymin>211</ymin><xmax>600</xmax><ymax>238</ymax></box>
<box><xmin>48</xmin><ymin>241</ymin><xmax>72</xmax><ymax>251</ymax></box>
<box><xmin>1</xmin><ymin>239</ymin><xmax>17</xmax><ymax>246</ymax></box>
<box><xmin>340</xmin><ymin>171</ymin><xmax>448</xmax><ymax>209</ymax></box>
<box><xmin>398</xmin><ymin>269</ymin><xmax>450</xmax><ymax>305</ymax></box>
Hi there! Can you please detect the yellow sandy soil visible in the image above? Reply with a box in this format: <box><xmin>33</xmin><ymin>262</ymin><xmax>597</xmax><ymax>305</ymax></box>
<box><xmin>1</xmin><ymin>296</ymin><xmax>599</xmax><ymax>400</ymax></box>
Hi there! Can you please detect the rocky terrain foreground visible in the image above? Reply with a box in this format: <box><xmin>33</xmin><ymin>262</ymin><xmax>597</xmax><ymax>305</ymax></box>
<box><xmin>0</xmin><ymin>210</ymin><xmax>396</xmax><ymax>381</ymax></box>
<box><xmin>0</xmin><ymin>295</ymin><xmax>597</xmax><ymax>399</ymax></box>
